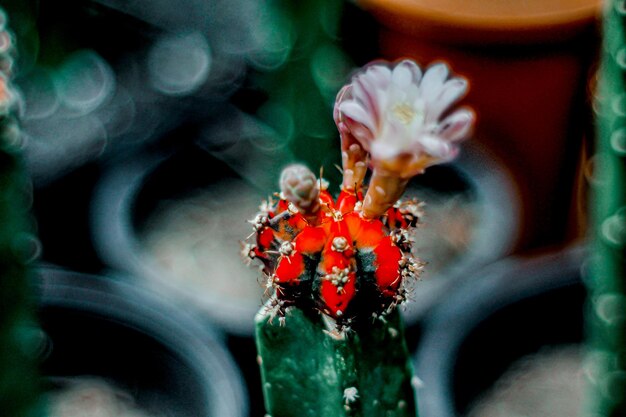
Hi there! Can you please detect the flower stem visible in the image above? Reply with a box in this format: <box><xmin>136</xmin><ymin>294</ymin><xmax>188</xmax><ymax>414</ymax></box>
<box><xmin>362</xmin><ymin>169</ymin><xmax>409</xmax><ymax>219</ymax></box>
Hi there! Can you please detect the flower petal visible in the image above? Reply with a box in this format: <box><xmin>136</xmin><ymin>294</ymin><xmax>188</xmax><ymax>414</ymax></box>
<box><xmin>339</xmin><ymin>101</ymin><xmax>376</xmax><ymax>132</ymax></box>
<box><xmin>344</xmin><ymin>117</ymin><xmax>375</xmax><ymax>148</ymax></box>
<box><xmin>402</xmin><ymin>59</ymin><xmax>422</xmax><ymax>84</ymax></box>
<box><xmin>391</xmin><ymin>60</ymin><xmax>415</xmax><ymax>88</ymax></box>
<box><xmin>416</xmin><ymin>134</ymin><xmax>455</xmax><ymax>159</ymax></box>
<box><xmin>419</xmin><ymin>63</ymin><xmax>449</xmax><ymax>105</ymax></box>
<box><xmin>360</xmin><ymin>65</ymin><xmax>393</xmax><ymax>116</ymax></box>
<box><xmin>437</xmin><ymin>109</ymin><xmax>475</xmax><ymax>142</ymax></box>
<box><xmin>334</xmin><ymin>85</ymin><xmax>351</xmax><ymax>125</ymax></box>
<box><xmin>424</xmin><ymin>77</ymin><xmax>468</xmax><ymax>122</ymax></box>
<box><xmin>371</xmin><ymin>139</ymin><xmax>399</xmax><ymax>161</ymax></box>
<box><xmin>353</xmin><ymin>75</ymin><xmax>380</xmax><ymax>124</ymax></box>
<box><xmin>362</xmin><ymin>64</ymin><xmax>392</xmax><ymax>91</ymax></box>
<box><xmin>370</xmin><ymin>122</ymin><xmax>410</xmax><ymax>160</ymax></box>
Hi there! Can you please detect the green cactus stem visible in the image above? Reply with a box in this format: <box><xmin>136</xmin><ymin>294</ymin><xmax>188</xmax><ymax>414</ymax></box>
<box><xmin>586</xmin><ymin>0</ymin><xmax>626</xmax><ymax>415</ymax></box>
<box><xmin>255</xmin><ymin>306</ymin><xmax>417</xmax><ymax>417</ymax></box>
<box><xmin>245</xmin><ymin>164</ymin><xmax>422</xmax><ymax>417</ymax></box>
<box><xmin>0</xmin><ymin>9</ymin><xmax>44</xmax><ymax>417</ymax></box>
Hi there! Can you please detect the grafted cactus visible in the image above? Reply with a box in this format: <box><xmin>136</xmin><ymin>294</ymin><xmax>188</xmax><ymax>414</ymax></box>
<box><xmin>246</xmin><ymin>59</ymin><xmax>473</xmax><ymax>417</ymax></box>
<box><xmin>244</xmin><ymin>163</ymin><xmax>424</xmax><ymax>325</ymax></box>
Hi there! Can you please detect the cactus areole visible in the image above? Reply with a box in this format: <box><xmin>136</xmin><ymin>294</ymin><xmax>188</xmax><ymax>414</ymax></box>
<box><xmin>244</xmin><ymin>59</ymin><xmax>473</xmax><ymax>327</ymax></box>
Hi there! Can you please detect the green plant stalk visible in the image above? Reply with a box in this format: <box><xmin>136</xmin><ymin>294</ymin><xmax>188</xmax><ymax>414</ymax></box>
<box><xmin>0</xmin><ymin>9</ymin><xmax>43</xmax><ymax>417</ymax></box>
<box><xmin>586</xmin><ymin>0</ymin><xmax>626</xmax><ymax>415</ymax></box>
<box><xmin>0</xmin><ymin>127</ymin><xmax>42</xmax><ymax>417</ymax></box>
<box><xmin>256</xmin><ymin>306</ymin><xmax>417</xmax><ymax>417</ymax></box>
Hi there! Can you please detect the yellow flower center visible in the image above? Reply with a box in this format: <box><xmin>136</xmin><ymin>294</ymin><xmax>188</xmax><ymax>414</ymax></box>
<box><xmin>392</xmin><ymin>103</ymin><xmax>417</xmax><ymax>125</ymax></box>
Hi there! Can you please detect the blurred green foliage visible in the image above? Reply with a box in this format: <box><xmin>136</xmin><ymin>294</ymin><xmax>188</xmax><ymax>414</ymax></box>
<box><xmin>251</xmin><ymin>0</ymin><xmax>353</xmax><ymax>192</ymax></box>
<box><xmin>0</xmin><ymin>7</ymin><xmax>44</xmax><ymax>417</ymax></box>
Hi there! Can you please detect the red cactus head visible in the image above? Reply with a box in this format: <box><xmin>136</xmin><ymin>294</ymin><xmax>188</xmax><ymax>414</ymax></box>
<box><xmin>243</xmin><ymin>164</ymin><xmax>424</xmax><ymax>325</ymax></box>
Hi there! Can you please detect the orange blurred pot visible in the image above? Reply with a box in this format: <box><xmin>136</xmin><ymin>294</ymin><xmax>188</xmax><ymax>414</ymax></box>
<box><xmin>358</xmin><ymin>0</ymin><xmax>602</xmax><ymax>250</ymax></box>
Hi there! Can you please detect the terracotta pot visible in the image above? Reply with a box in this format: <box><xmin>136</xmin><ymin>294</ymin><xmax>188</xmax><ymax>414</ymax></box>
<box><xmin>358</xmin><ymin>0</ymin><xmax>602</xmax><ymax>250</ymax></box>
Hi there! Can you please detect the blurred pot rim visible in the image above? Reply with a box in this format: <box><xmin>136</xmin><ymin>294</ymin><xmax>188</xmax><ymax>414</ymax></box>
<box><xmin>91</xmin><ymin>143</ymin><xmax>520</xmax><ymax>333</ymax></box>
<box><xmin>402</xmin><ymin>142</ymin><xmax>521</xmax><ymax>322</ymax></box>
<box><xmin>358</xmin><ymin>0</ymin><xmax>602</xmax><ymax>44</ymax></box>
<box><xmin>36</xmin><ymin>264</ymin><xmax>249</xmax><ymax>417</ymax></box>
<box><xmin>412</xmin><ymin>244</ymin><xmax>586</xmax><ymax>417</ymax></box>
<box><xmin>90</xmin><ymin>150</ymin><xmax>261</xmax><ymax>336</ymax></box>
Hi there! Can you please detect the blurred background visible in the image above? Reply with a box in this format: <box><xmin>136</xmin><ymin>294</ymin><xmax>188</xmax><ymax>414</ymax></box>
<box><xmin>0</xmin><ymin>0</ymin><xmax>608</xmax><ymax>416</ymax></box>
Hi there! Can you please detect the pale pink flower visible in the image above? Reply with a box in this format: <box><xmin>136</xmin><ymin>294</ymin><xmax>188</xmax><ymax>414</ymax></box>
<box><xmin>334</xmin><ymin>59</ymin><xmax>474</xmax><ymax>178</ymax></box>
<box><xmin>334</xmin><ymin>59</ymin><xmax>474</xmax><ymax>219</ymax></box>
